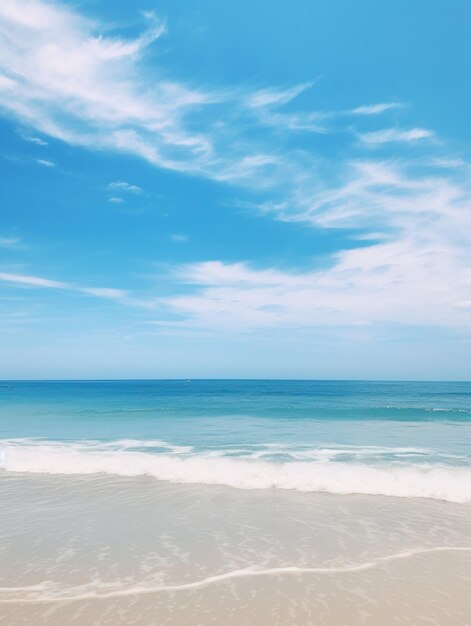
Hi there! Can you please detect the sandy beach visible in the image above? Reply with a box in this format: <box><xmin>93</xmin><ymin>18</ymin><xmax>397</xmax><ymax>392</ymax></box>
<box><xmin>1</xmin><ymin>473</ymin><xmax>470</xmax><ymax>625</ymax></box>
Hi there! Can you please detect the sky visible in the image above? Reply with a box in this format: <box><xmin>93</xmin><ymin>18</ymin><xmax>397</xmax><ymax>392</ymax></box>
<box><xmin>1</xmin><ymin>0</ymin><xmax>471</xmax><ymax>380</ymax></box>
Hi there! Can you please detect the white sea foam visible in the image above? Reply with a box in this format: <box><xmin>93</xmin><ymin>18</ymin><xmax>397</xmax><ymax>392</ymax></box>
<box><xmin>1</xmin><ymin>439</ymin><xmax>470</xmax><ymax>503</ymax></box>
<box><xmin>1</xmin><ymin>546</ymin><xmax>470</xmax><ymax>604</ymax></box>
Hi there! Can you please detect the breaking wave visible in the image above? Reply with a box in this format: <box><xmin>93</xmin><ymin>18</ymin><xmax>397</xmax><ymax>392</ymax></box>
<box><xmin>1</xmin><ymin>439</ymin><xmax>470</xmax><ymax>503</ymax></box>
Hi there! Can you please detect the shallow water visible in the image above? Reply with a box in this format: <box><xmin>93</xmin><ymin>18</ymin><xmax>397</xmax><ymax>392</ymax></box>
<box><xmin>1</xmin><ymin>475</ymin><xmax>470</xmax><ymax>624</ymax></box>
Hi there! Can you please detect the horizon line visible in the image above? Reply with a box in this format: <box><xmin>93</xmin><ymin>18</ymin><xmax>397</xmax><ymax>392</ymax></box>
<box><xmin>1</xmin><ymin>378</ymin><xmax>470</xmax><ymax>383</ymax></box>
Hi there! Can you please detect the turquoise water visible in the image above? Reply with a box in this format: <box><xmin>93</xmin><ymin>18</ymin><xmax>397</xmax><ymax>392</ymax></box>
<box><xmin>1</xmin><ymin>380</ymin><xmax>470</xmax><ymax>502</ymax></box>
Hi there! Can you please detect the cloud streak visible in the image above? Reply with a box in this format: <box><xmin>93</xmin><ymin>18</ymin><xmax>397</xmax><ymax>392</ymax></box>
<box><xmin>350</xmin><ymin>103</ymin><xmax>404</xmax><ymax>115</ymax></box>
<box><xmin>18</xmin><ymin>129</ymin><xmax>48</xmax><ymax>145</ymax></box>
<box><xmin>358</xmin><ymin>127</ymin><xmax>433</xmax><ymax>145</ymax></box>
<box><xmin>0</xmin><ymin>0</ymin><xmax>216</xmax><ymax>175</ymax></box>
<box><xmin>0</xmin><ymin>272</ymin><xmax>128</xmax><ymax>302</ymax></box>
<box><xmin>245</xmin><ymin>82</ymin><xmax>314</xmax><ymax>109</ymax></box>
<box><xmin>36</xmin><ymin>158</ymin><xmax>55</xmax><ymax>167</ymax></box>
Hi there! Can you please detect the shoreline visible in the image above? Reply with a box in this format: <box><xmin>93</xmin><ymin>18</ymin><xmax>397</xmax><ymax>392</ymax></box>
<box><xmin>1</xmin><ymin>474</ymin><xmax>470</xmax><ymax>624</ymax></box>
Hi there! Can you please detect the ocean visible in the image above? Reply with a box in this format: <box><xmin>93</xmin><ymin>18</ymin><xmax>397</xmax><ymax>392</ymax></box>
<box><xmin>1</xmin><ymin>380</ymin><xmax>470</xmax><ymax>624</ymax></box>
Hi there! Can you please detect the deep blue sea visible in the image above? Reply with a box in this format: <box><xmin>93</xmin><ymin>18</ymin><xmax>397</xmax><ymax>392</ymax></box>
<box><xmin>1</xmin><ymin>380</ymin><xmax>470</xmax><ymax>502</ymax></box>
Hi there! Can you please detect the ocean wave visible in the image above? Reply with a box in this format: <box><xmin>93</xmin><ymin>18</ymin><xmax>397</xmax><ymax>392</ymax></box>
<box><xmin>1</xmin><ymin>439</ymin><xmax>470</xmax><ymax>503</ymax></box>
<box><xmin>426</xmin><ymin>407</ymin><xmax>471</xmax><ymax>414</ymax></box>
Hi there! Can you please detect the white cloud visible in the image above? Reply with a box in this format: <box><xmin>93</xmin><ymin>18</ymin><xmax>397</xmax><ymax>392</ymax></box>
<box><xmin>108</xmin><ymin>197</ymin><xmax>125</xmax><ymax>204</ymax></box>
<box><xmin>0</xmin><ymin>3</ymin><xmax>341</xmax><ymax>185</ymax></box>
<box><xmin>0</xmin><ymin>272</ymin><xmax>65</xmax><ymax>288</ymax></box>
<box><xmin>245</xmin><ymin>82</ymin><xmax>314</xmax><ymax>109</ymax></box>
<box><xmin>0</xmin><ymin>1</ymin><xmax>440</xmax><ymax>196</ymax></box>
<box><xmin>263</xmin><ymin>159</ymin><xmax>470</xmax><ymax>234</ymax></box>
<box><xmin>251</xmin><ymin>99</ymin><xmax>406</xmax><ymax>135</ymax></box>
<box><xmin>18</xmin><ymin>129</ymin><xmax>48</xmax><ymax>145</ymax></box>
<box><xmin>107</xmin><ymin>181</ymin><xmax>142</xmax><ymax>194</ymax></box>
<box><xmin>163</xmin><ymin>237</ymin><xmax>471</xmax><ymax>331</ymax></box>
<box><xmin>0</xmin><ymin>0</ymin><xmax>219</xmax><ymax>176</ymax></box>
<box><xmin>0</xmin><ymin>271</ymin><xmax>128</xmax><ymax>302</ymax></box>
<box><xmin>214</xmin><ymin>153</ymin><xmax>282</xmax><ymax>185</ymax></box>
<box><xmin>3</xmin><ymin>157</ymin><xmax>470</xmax><ymax>334</ymax></box>
<box><xmin>79</xmin><ymin>287</ymin><xmax>128</xmax><ymax>300</ymax></box>
<box><xmin>428</xmin><ymin>158</ymin><xmax>465</xmax><ymax>169</ymax></box>
<box><xmin>251</xmin><ymin>109</ymin><xmax>328</xmax><ymax>133</ymax></box>
<box><xmin>161</xmin><ymin>160</ymin><xmax>471</xmax><ymax>331</ymax></box>
<box><xmin>36</xmin><ymin>158</ymin><xmax>55</xmax><ymax>167</ymax></box>
<box><xmin>350</xmin><ymin>103</ymin><xmax>403</xmax><ymax>115</ymax></box>
<box><xmin>358</xmin><ymin>127</ymin><xmax>433</xmax><ymax>145</ymax></box>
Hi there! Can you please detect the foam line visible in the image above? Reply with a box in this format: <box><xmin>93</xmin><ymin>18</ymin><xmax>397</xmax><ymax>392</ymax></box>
<box><xmin>1</xmin><ymin>546</ymin><xmax>470</xmax><ymax>604</ymax></box>
<box><xmin>1</xmin><ymin>439</ymin><xmax>471</xmax><ymax>502</ymax></box>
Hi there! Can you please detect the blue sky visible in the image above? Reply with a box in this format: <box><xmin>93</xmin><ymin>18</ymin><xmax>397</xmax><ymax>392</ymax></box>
<box><xmin>1</xmin><ymin>0</ymin><xmax>471</xmax><ymax>379</ymax></box>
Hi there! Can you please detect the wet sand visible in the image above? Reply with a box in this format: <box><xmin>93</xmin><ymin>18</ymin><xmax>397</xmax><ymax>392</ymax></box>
<box><xmin>1</xmin><ymin>473</ymin><xmax>470</xmax><ymax>625</ymax></box>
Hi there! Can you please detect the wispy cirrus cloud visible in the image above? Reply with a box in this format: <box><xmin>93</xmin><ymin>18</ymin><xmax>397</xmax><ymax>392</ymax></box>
<box><xmin>358</xmin><ymin>127</ymin><xmax>433</xmax><ymax>145</ymax></box>
<box><xmin>0</xmin><ymin>0</ymin><xmax>216</xmax><ymax>175</ymax></box>
<box><xmin>0</xmin><ymin>272</ymin><xmax>128</xmax><ymax>301</ymax></box>
<box><xmin>248</xmin><ymin>99</ymin><xmax>407</xmax><ymax>135</ymax></box>
<box><xmin>79</xmin><ymin>287</ymin><xmax>128</xmax><ymax>300</ymax></box>
<box><xmin>36</xmin><ymin>158</ymin><xmax>55</xmax><ymax>167</ymax></box>
<box><xmin>0</xmin><ymin>272</ymin><xmax>65</xmax><ymax>288</ymax></box>
<box><xmin>17</xmin><ymin>129</ymin><xmax>48</xmax><ymax>145</ymax></box>
<box><xmin>4</xmin><ymin>157</ymin><xmax>471</xmax><ymax>334</ymax></box>
<box><xmin>0</xmin><ymin>0</ymin><xmax>416</xmax><ymax>190</ymax></box>
<box><xmin>249</xmin><ymin>108</ymin><xmax>328</xmax><ymax>133</ymax></box>
<box><xmin>350</xmin><ymin>102</ymin><xmax>404</xmax><ymax>115</ymax></box>
<box><xmin>159</xmin><ymin>159</ymin><xmax>471</xmax><ymax>331</ymax></box>
<box><xmin>245</xmin><ymin>82</ymin><xmax>314</xmax><ymax>109</ymax></box>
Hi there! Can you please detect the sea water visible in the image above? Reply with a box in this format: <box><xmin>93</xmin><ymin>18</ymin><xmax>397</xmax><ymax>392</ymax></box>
<box><xmin>1</xmin><ymin>380</ymin><xmax>470</xmax><ymax>625</ymax></box>
<box><xmin>1</xmin><ymin>380</ymin><xmax>470</xmax><ymax>502</ymax></box>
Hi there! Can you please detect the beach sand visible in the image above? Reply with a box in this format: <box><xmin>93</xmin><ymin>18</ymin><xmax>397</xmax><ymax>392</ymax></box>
<box><xmin>1</xmin><ymin>473</ymin><xmax>470</xmax><ymax>625</ymax></box>
<box><xmin>2</xmin><ymin>550</ymin><xmax>470</xmax><ymax>625</ymax></box>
